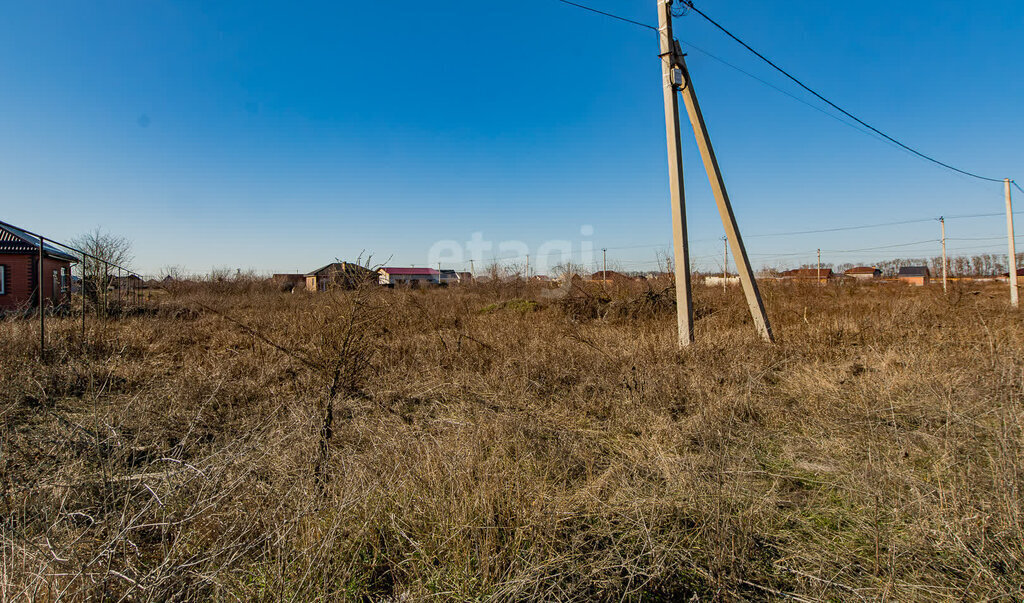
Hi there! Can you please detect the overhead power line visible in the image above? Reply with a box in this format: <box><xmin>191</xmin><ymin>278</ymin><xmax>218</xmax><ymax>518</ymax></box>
<box><xmin>551</xmin><ymin>0</ymin><xmax>656</xmax><ymax>31</ymax></box>
<box><xmin>679</xmin><ymin>1</ymin><xmax>1007</xmax><ymax>184</ymax></box>
<box><xmin>746</xmin><ymin>217</ymin><xmax>935</xmax><ymax>238</ymax></box>
<box><xmin>680</xmin><ymin>42</ymin><xmax>901</xmax><ymax>150</ymax></box>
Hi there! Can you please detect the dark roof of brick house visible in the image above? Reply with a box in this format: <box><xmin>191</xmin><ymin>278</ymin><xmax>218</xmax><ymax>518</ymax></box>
<box><xmin>306</xmin><ymin>262</ymin><xmax>374</xmax><ymax>277</ymax></box>
<box><xmin>897</xmin><ymin>266</ymin><xmax>929</xmax><ymax>277</ymax></box>
<box><xmin>0</xmin><ymin>224</ymin><xmax>79</xmax><ymax>262</ymax></box>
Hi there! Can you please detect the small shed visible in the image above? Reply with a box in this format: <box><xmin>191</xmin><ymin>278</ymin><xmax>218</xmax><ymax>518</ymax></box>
<box><xmin>897</xmin><ymin>266</ymin><xmax>930</xmax><ymax>286</ymax></box>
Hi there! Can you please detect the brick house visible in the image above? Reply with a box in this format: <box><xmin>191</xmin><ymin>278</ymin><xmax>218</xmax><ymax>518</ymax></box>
<box><xmin>844</xmin><ymin>266</ymin><xmax>881</xmax><ymax>280</ymax></box>
<box><xmin>305</xmin><ymin>262</ymin><xmax>375</xmax><ymax>291</ymax></box>
<box><xmin>0</xmin><ymin>224</ymin><xmax>78</xmax><ymax>311</ymax></box>
<box><xmin>897</xmin><ymin>266</ymin><xmax>929</xmax><ymax>286</ymax></box>
<box><xmin>780</xmin><ymin>268</ymin><xmax>833</xmax><ymax>283</ymax></box>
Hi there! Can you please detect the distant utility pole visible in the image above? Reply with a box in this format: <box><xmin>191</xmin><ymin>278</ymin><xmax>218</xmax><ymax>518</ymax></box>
<box><xmin>722</xmin><ymin>236</ymin><xmax>728</xmax><ymax>291</ymax></box>
<box><xmin>661</xmin><ymin>0</ymin><xmax>774</xmax><ymax>344</ymax></box>
<box><xmin>817</xmin><ymin>249</ymin><xmax>821</xmax><ymax>284</ymax></box>
<box><xmin>470</xmin><ymin>259</ymin><xmax>475</xmax><ymax>276</ymax></box>
<box><xmin>525</xmin><ymin>255</ymin><xmax>530</xmax><ymax>279</ymax></box>
<box><xmin>602</xmin><ymin>248</ymin><xmax>608</xmax><ymax>286</ymax></box>
<box><xmin>657</xmin><ymin>0</ymin><xmax>694</xmax><ymax>346</ymax></box>
<box><xmin>1006</xmin><ymin>179</ymin><xmax>1019</xmax><ymax>308</ymax></box>
<box><xmin>940</xmin><ymin>217</ymin><xmax>947</xmax><ymax>293</ymax></box>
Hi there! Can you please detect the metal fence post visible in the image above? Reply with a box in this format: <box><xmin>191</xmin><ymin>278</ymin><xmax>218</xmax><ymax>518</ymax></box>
<box><xmin>82</xmin><ymin>251</ymin><xmax>87</xmax><ymax>342</ymax></box>
<box><xmin>39</xmin><ymin>236</ymin><xmax>45</xmax><ymax>360</ymax></box>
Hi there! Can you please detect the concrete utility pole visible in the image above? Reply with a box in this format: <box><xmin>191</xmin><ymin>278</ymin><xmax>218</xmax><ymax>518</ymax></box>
<box><xmin>1006</xmin><ymin>179</ymin><xmax>1019</xmax><ymax>308</ymax></box>
<box><xmin>722</xmin><ymin>236</ymin><xmax>728</xmax><ymax>291</ymax></box>
<box><xmin>469</xmin><ymin>259</ymin><xmax>474</xmax><ymax>277</ymax></box>
<box><xmin>817</xmin><ymin>249</ymin><xmax>821</xmax><ymax>284</ymax></box>
<box><xmin>674</xmin><ymin>47</ymin><xmax>774</xmax><ymax>342</ymax></box>
<box><xmin>940</xmin><ymin>217</ymin><xmax>947</xmax><ymax>293</ymax></box>
<box><xmin>525</xmin><ymin>255</ymin><xmax>530</xmax><ymax>279</ymax></box>
<box><xmin>602</xmin><ymin>248</ymin><xmax>608</xmax><ymax>286</ymax></box>
<box><xmin>657</xmin><ymin>0</ymin><xmax>694</xmax><ymax>346</ymax></box>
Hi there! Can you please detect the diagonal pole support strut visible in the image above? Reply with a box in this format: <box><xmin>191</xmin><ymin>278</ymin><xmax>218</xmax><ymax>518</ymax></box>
<box><xmin>676</xmin><ymin>52</ymin><xmax>775</xmax><ymax>343</ymax></box>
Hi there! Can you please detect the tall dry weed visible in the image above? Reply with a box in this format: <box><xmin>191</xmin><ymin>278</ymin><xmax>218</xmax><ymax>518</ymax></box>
<box><xmin>1</xmin><ymin>279</ymin><xmax>1021</xmax><ymax>600</ymax></box>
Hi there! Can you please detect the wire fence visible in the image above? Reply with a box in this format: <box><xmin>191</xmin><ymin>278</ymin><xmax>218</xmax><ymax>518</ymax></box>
<box><xmin>0</xmin><ymin>218</ymin><xmax>148</xmax><ymax>360</ymax></box>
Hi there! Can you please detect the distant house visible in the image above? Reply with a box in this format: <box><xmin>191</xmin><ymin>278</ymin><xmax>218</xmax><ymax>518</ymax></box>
<box><xmin>272</xmin><ymin>273</ymin><xmax>306</xmax><ymax>291</ymax></box>
<box><xmin>897</xmin><ymin>266</ymin><xmax>930</xmax><ymax>286</ymax></box>
<box><xmin>109</xmin><ymin>274</ymin><xmax>144</xmax><ymax>290</ymax></box>
<box><xmin>305</xmin><ymin>262</ymin><xmax>375</xmax><ymax>291</ymax></box>
<box><xmin>999</xmin><ymin>268</ymin><xmax>1024</xmax><ymax>281</ymax></box>
<box><xmin>273</xmin><ymin>273</ymin><xmax>304</xmax><ymax>284</ymax></box>
<box><xmin>378</xmin><ymin>267</ymin><xmax>439</xmax><ymax>287</ymax></box>
<box><xmin>439</xmin><ymin>269</ymin><xmax>462</xmax><ymax>285</ymax></box>
<box><xmin>704</xmin><ymin>276</ymin><xmax>740</xmax><ymax>287</ymax></box>
<box><xmin>780</xmin><ymin>268</ymin><xmax>833</xmax><ymax>283</ymax></box>
<box><xmin>438</xmin><ymin>270</ymin><xmax>474</xmax><ymax>285</ymax></box>
<box><xmin>844</xmin><ymin>266</ymin><xmax>881</xmax><ymax>280</ymax></box>
<box><xmin>588</xmin><ymin>270</ymin><xmax>632</xmax><ymax>284</ymax></box>
<box><xmin>0</xmin><ymin>223</ymin><xmax>78</xmax><ymax>311</ymax></box>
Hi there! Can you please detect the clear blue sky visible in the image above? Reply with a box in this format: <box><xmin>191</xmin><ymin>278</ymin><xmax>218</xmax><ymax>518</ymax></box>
<box><xmin>1</xmin><ymin>1</ymin><xmax>1022</xmax><ymax>275</ymax></box>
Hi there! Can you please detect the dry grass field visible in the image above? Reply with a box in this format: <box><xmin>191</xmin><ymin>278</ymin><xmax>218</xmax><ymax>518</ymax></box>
<box><xmin>2</xmin><ymin>278</ymin><xmax>1022</xmax><ymax>600</ymax></box>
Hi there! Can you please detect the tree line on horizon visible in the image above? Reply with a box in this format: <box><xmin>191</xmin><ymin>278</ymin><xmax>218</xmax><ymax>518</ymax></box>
<box><xmin>790</xmin><ymin>252</ymin><xmax>1024</xmax><ymax>277</ymax></box>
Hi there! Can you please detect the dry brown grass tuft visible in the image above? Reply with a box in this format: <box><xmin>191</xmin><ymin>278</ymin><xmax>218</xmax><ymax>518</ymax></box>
<box><xmin>1</xmin><ymin>280</ymin><xmax>1022</xmax><ymax>600</ymax></box>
